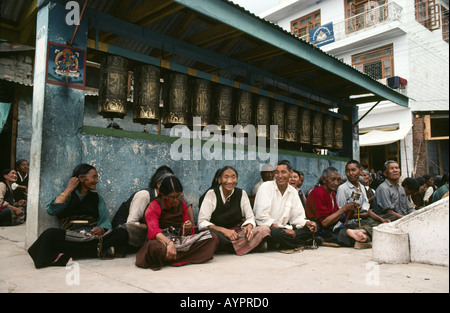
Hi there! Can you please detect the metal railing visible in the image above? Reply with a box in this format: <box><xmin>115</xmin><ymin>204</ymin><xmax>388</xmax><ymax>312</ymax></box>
<box><xmin>300</xmin><ymin>2</ymin><xmax>403</xmax><ymax>43</ymax></box>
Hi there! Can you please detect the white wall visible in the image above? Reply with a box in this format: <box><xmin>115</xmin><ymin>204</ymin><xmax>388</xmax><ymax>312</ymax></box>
<box><xmin>262</xmin><ymin>0</ymin><xmax>449</xmax><ymax>113</ymax></box>
<box><xmin>373</xmin><ymin>197</ymin><xmax>449</xmax><ymax>266</ymax></box>
<box><xmin>270</xmin><ymin>0</ymin><xmax>345</xmax><ymax>31</ymax></box>
<box><xmin>261</xmin><ymin>0</ymin><xmax>449</xmax><ymax>177</ymax></box>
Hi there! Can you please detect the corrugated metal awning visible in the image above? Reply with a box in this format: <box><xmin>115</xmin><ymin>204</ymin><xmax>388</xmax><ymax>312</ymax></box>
<box><xmin>0</xmin><ymin>0</ymin><xmax>409</xmax><ymax>110</ymax></box>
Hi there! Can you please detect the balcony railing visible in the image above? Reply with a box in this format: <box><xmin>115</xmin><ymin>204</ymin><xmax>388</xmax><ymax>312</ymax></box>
<box><xmin>300</xmin><ymin>2</ymin><xmax>403</xmax><ymax>44</ymax></box>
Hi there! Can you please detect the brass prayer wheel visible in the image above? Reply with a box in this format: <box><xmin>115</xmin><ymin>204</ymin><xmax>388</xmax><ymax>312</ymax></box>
<box><xmin>334</xmin><ymin>117</ymin><xmax>344</xmax><ymax>150</ymax></box>
<box><xmin>298</xmin><ymin>108</ymin><xmax>311</xmax><ymax>145</ymax></box>
<box><xmin>189</xmin><ymin>78</ymin><xmax>212</xmax><ymax>128</ymax></box>
<box><xmin>213</xmin><ymin>84</ymin><xmax>233</xmax><ymax>131</ymax></box>
<box><xmin>311</xmin><ymin>111</ymin><xmax>323</xmax><ymax>147</ymax></box>
<box><xmin>98</xmin><ymin>55</ymin><xmax>129</xmax><ymax>119</ymax></box>
<box><xmin>133</xmin><ymin>64</ymin><xmax>161</xmax><ymax>125</ymax></box>
<box><xmin>235</xmin><ymin>90</ymin><xmax>253</xmax><ymax>128</ymax></box>
<box><xmin>284</xmin><ymin>104</ymin><xmax>299</xmax><ymax>142</ymax></box>
<box><xmin>323</xmin><ymin>114</ymin><xmax>334</xmax><ymax>149</ymax></box>
<box><xmin>163</xmin><ymin>72</ymin><xmax>189</xmax><ymax>127</ymax></box>
<box><xmin>272</xmin><ymin>100</ymin><xmax>285</xmax><ymax>140</ymax></box>
<box><xmin>254</xmin><ymin>96</ymin><xmax>270</xmax><ymax>137</ymax></box>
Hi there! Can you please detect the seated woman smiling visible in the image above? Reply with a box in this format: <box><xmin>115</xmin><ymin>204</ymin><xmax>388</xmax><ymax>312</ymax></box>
<box><xmin>136</xmin><ymin>175</ymin><xmax>218</xmax><ymax>270</ymax></box>
<box><xmin>198</xmin><ymin>166</ymin><xmax>271</xmax><ymax>255</ymax></box>
<box><xmin>28</xmin><ymin>164</ymin><xmax>129</xmax><ymax>268</ymax></box>
<box><xmin>0</xmin><ymin>168</ymin><xmax>26</xmax><ymax>226</ymax></box>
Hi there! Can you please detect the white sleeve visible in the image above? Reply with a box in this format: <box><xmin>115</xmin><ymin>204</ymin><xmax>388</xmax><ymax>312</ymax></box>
<box><xmin>252</xmin><ymin>180</ymin><xmax>262</xmax><ymax>195</ymax></box>
<box><xmin>336</xmin><ymin>185</ymin><xmax>348</xmax><ymax>208</ymax></box>
<box><xmin>126</xmin><ymin>190</ymin><xmax>151</xmax><ymax>224</ymax></box>
<box><xmin>359</xmin><ymin>184</ymin><xmax>370</xmax><ymax>212</ymax></box>
<box><xmin>240</xmin><ymin>190</ymin><xmax>256</xmax><ymax>228</ymax></box>
<box><xmin>253</xmin><ymin>182</ymin><xmax>275</xmax><ymax>227</ymax></box>
<box><xmin>197</xmin><ymin>189</ymin><xmax>217</xmax><ymax>231</ymax></box>
<box><xmin>423</xmin><ymin>187</ymin><xmax>433</xmax><ymax>201</ymax></box>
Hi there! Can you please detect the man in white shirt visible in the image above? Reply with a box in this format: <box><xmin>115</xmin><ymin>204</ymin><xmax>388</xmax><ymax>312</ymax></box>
<box><xmin>253</xmin><ymin>160</ymin><xmax>319</xmax><ymax>250</ymax></box>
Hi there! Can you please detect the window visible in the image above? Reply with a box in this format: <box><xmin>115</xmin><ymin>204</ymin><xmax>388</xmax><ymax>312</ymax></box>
<box><xmin>344</xmin><ymin>0</ymin><xmax>387</xmax><ymax>34</ymax></box>
<box><xmin>352</xmin><ymin>44</ymin><xmax>394</xmax><ymax>80</ymax></box>
<box><xmin>425</xmin><ymin>115</ymin><xmax>449</xmax><ymax>140</ymax></box>
<box><xmin>442</xmin><ymin>6</ymin><xmax>449</xmax><ymax>42</ymax></box>
<box><xmin>291</xmin><ymin>10</ymin><xmax>321</xmax><ymax>38</ymax></box>
<box><xmin>415</xmin><ymin>0</ymin><xmax>441</xmax><ymax>31</ymax></box>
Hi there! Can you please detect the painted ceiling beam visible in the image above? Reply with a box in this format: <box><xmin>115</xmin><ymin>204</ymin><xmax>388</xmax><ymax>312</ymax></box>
<box><xmin>85</xmin><ymin>8</ymin><xmax>346</xmax><ymax>108</ymax></box>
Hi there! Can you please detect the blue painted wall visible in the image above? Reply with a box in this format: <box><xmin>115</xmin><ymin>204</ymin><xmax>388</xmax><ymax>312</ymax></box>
<box><xmin>80</xmin><ymin>129</ymin><xmax>347</xmax><ymax>221</ymax></box>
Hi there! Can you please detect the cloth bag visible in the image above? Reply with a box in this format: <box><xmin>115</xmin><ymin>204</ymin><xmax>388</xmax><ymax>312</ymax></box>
<box><xmin>60</xmin><ymin>216</ymin><xmax>106</xmax><ymax>243</ymax></box>
<box><xmin>162</xmin><ymin>225</ymin><xmax>212</xmax><ymax>252</ymax></box>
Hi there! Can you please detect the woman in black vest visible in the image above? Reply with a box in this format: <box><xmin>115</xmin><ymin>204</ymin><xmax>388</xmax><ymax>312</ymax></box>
<box><xmin>198</xmin><ymin>166</ymin><xmax>270</xmax><ymax>255</ymax></box>
<box><xmin>28</xmin><ymin>164</ymin><xmax>128</xmax><ymax>269</ymax></box>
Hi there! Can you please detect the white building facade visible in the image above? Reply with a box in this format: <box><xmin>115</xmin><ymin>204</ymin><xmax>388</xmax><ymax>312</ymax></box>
<box><xmin>261</xmin><ymin>0</ymin><xmax>449</xmax><ymax>177</ymax></box>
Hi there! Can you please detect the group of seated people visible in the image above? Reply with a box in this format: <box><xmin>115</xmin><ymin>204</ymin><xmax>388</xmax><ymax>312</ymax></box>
<box><xmin>401</xmin><ymin>173</ymin><xmax>449</xmax><ymax>210</ymax></box>
<box><xmin>0</xmin><ymin>160</ymin><xmax>29</xmax><ymax>226</ymax></box>
<box><xmin>8</xmin><ymin>158</ymin><xmax>445</xmax><ymax>271</ymax></box>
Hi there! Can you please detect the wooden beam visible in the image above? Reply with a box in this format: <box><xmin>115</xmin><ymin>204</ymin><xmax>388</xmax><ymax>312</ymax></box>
<box><xmin>121</xmin><ymin>0</ymin><xmax>171</xmax><ymax>24</ymax></box>
<box><xmin>138</xmin><ymin>3</ymin><xmax>184</xmax><ymax>27</ymax></box>
<box><xmin>230</xmin><ymin>45</ymin><xmax>286</xmax><ymax>64</ymax></box>
<box><xmin>111</xmin><ymin>0</ymin><xmax>133</xmax><ymax>17</ymax></box>
<box><xmin>99</xmin><ymin>0</ymin><xmax>173</xmax><ymax>43</ymax></box>
<box><xmin>271</xmin><ymin>62</ymin><xmax>318</xmax><ymax>79</ymax></box>
<box><xmin>87</xmin><ymin>38</ymin><xmax>109</xmax><ymax>52</ymax></box>
<box><xmin>17</xmin><ymin>0</ymin><xmax>38</xmax><ymax>31</ymax></box>
<box><xmin>216</xmin><ymin>36</ymin><xmax>240</xmax><ymax>55</ymax></box>
<box><xmin>170</xmin><ymin>11</ymin><xmax>196</xmax><ymax>38</ymax></box>
<box><xmin>184</xmin><ymin>23</ymin><xmax>241</xmax><ymax>47</ymax></box>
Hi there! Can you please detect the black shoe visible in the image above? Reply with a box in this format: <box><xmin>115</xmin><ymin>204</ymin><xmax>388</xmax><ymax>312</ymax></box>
<box><xmin>315</xmin><ymin>236</ymin><xmax>323</xmax><ymax>246</ymax></box>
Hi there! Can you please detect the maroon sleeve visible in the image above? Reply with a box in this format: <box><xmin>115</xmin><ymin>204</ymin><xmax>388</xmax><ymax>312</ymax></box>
<box><xmin>306</xmin><ymin>187</ymin><xmax>335</xmax><ymax>222</ymax></box>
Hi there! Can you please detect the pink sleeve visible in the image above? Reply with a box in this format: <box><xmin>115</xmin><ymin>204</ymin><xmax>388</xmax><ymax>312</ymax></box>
<box><xmin>145</xmin><ymin>200</ymin><xmax>162</xmax><ymax>240</ymax></box>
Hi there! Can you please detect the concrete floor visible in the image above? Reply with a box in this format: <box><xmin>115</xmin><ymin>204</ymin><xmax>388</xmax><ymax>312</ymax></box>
<box><xmin>1</xmin><ymin>223</ymin><xmax>448</xmax><ymax>294</ymax></box>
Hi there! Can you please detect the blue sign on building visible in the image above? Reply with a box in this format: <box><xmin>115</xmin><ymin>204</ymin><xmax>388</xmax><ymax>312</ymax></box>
<box><xmin>309</xmin><ymin>22</ymin><xmax>335</xmax><ymax>47</ymax></box>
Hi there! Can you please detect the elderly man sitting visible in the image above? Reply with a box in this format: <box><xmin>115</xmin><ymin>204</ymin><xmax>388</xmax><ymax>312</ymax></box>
<box><xmin>373</xmin><ymin>160</ymin><xmax>414</xmax><ymax>220</ymax></box>
<box><xmin>306</xmin><ymin>167</ymin><xmax>368</xmax><ymax>247</ymax></box>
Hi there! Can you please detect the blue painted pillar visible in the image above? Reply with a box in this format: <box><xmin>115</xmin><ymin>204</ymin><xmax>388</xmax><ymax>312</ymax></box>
<box><xmin>26</xmin><ymin>2</ymin><xmax>88</xmax><ymax>247</ymax></box>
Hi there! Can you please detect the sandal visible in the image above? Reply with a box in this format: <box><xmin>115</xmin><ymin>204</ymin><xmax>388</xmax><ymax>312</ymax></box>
<box><xmin>51</xmin><ymin>253</ymin><xmax>73</xmax><ymax>267</ymax></box>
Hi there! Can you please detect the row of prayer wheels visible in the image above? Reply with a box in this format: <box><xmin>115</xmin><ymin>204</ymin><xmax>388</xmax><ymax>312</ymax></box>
<box><xmin>98</xmin><ymin>55</ymin><xmax>343</xmax><ymax>150</ymax></box>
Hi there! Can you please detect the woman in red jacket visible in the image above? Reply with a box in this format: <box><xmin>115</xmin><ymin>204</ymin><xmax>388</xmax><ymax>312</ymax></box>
<box><xmin>136</xmin><ymin>175</ymin><xmax>218</xmax><ymax>270</ymax></box>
